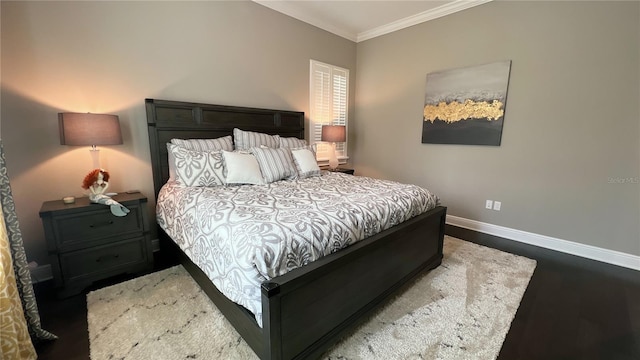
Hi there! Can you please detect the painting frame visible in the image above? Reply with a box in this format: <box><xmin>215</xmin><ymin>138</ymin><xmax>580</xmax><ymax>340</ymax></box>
<box><xmin>421</xmin><ymin>60</ymin><xmax>512</xmax><ymax>146</ymax></box>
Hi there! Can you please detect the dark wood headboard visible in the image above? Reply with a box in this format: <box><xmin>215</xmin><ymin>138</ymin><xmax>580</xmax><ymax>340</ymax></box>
<box><xmin>146</xmin><ymin>98</ymin><xmax>305</xmax><ymax>196</ymax></box>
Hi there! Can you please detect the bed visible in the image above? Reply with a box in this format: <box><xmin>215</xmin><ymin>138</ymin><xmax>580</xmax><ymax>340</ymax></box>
<box><xmin>146</xmin><ymin>98</ymin><xmax>447</xmax><ymax>360</ymax></box>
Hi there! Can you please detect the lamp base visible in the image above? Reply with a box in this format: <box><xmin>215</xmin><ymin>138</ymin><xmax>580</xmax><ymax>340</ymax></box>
<box><xmin>328</xmin><ymin>143</ymin><xmax>339</xmax><ymax>170</ymax></box>
<box><xmin>90</xmin><ymin>147</ymin><xmax>100</xmax><ymax>169</ymax></box>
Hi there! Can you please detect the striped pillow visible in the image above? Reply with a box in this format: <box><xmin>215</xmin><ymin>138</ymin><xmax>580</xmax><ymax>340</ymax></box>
<box><xmin>280</xmin><ymin>137</ymin><xmax>307</xmax><ymax>148</ymax></box>
<box><xmin>233</xmin><ymin>128</ymin><xmax>280</xmax><ymax>151</ymax></box>
<box><xmin>250</xmin><ymin>147</ymin><xmax>297</xmax><ymax>183</ymax></box>
<box><xmin>171</xmin><ymin>136</ymin><xmax>234</xmax><ymax>151</ymax></box>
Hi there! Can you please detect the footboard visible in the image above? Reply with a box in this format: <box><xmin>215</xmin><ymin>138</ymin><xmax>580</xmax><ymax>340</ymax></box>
<box><xmin>260</xmin><ymin>205</ymin><xmax>447</xmax><ymax>359</ymax></box>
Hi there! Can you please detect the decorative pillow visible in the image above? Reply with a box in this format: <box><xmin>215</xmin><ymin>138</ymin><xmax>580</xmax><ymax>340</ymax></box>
<box><xmin>233</xmin><ymin>128</ymin><xmax>280</xmax><ymax>151</ymax></box>
<box><xmin>168</xmin><ymin>151</ymin><xmax>178</xmax><ymax>182</ymax></box>
<box><xmin>222</xmin><ymin>150</ymin><xmax>264</xmax><ymax>185</ymax></box>
<box><xmin>291</xmin><ymin>148</ymin><xmax>321</xmax><ymax>178</ymax></box>
<box><xmin>280</xmin><ymin>137</ymin><xmax>307</xmax><ymax>148</ymax></box>
<box><xmin>171</xmin><ymin>136</ymin><xmax>234</xmax><ymax>151</ymax></box>
<box><xmin>168</xmin><ymin>137</ymin><xmax>233</xmax><ymax>181</ymax></box>
<box><xmin>167</xmin><ymin>144</ymin><xmax>225</xmax><ymax>187</ymax></box>
<box><xmin>250</xmin><ymin>147</ymin><xmax>298</xmax><ymax>183</ymax></box>
<box><xmin>291</xmin><ymin>143</ymin><xmax>318</xmax><ymax>156</ymax></box>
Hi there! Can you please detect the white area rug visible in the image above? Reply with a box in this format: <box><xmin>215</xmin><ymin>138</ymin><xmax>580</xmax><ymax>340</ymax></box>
<box><xmin>87</xmin><ymin>236</ymin><xmax>536</xmax><ymax>360</ymax></box>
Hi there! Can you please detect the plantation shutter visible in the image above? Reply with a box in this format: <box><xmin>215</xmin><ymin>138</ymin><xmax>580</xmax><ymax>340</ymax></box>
<box><xmin>309</xmin><ymin>60</ymin><xmax>349</xmax><ymax>160</ymax></box>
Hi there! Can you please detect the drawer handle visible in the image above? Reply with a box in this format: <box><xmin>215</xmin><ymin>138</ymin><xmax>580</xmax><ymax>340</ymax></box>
<box><xmin>96</xmin><ymin>254</ymin><xmax>120</xmax><ymax>263</ymax></box>
<box><xmin>89</xmin><ymin>220</ymin><xmax>114</xmax><ymax>228</ymax></box>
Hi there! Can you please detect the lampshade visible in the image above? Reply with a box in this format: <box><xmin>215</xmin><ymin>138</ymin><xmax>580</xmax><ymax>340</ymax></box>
<box><xmin>59</xmin><ymin>113</ymin><xmax>123</xmax><ymax>146</ymax></box>
<box><xmin>321</xmin><ymin>125</ymin><xmax>346</xmax><ymax>143</ymax></box>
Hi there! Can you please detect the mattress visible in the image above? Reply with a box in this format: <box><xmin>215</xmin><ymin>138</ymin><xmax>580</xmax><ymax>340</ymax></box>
<box><xmin>156</xmin><ymin>171</ymin><xmax>439</xmax><ymax>326</ymax></box>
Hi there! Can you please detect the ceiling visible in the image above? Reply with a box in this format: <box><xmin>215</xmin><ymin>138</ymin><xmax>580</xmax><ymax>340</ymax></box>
<box><xmin>253</xmin><ymin>0</ymin><xmax>493</xmax><ymax>43</ymax></box>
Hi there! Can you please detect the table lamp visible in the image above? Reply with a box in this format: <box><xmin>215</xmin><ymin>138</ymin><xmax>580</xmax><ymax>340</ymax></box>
<box><xmin>321</xmin><ymin>125</ymin><xmax>346</xmax><ymax>170</ymax></box>
<box><xmin>58</xmin><ymin>112</ymin><xmax>123</xmax><ymax>169</ymax></box>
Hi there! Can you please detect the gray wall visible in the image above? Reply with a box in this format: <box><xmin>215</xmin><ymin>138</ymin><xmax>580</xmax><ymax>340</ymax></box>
<box><xmin>2</xmin><ymin>0</ymin><xmax>639</xmax><ymax>266</ymax></box>
<box><xmin>354</xmin><ymin>1</ymin><xmax>640</xmax><ymax>256</ymax></box>
<box><xmin>0</xmin><ymin>1</ymin><xmax>356</xmax><ymax>265</ymax></box>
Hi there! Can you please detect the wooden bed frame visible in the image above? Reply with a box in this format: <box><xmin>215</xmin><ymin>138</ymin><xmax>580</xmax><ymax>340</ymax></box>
<box><xmin>145</xmin><ymin>98</ymin><xmax>447</xmax><ymax>360</ymax></box>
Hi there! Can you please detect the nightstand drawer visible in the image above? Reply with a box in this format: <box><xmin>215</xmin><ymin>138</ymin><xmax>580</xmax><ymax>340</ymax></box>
<box><xmin>52</xmin><ymin>205</ymin><xmax>144</xmax><ymax>249</ymax></box>
<box><xmin>60</xmin><ymin>237</ymin><xmax>147</xmax><ymax>282</ymax></box>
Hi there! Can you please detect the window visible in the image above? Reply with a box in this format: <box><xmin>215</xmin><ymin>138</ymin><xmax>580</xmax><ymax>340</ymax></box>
<box><xmin>309</xmin><ymin>60</ymin><xmax>349</xmax><ymax>163</ymax></box>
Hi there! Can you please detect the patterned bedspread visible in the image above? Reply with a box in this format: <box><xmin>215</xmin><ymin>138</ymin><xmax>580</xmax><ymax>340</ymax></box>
<box><xmin>156</xmin><ymin>171</ymin><xmax>439</xmax><ymax>327</ymax></box>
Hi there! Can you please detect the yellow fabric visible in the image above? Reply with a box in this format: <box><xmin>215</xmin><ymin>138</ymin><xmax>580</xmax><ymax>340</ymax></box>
<box><xmin>0</xmin><ymin>203</ymin><xmax>36</xmax><ymax>360</ymax></box>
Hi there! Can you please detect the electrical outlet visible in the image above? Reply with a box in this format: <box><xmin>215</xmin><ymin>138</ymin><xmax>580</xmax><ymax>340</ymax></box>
<box><xmin>485</xmin><ymin>200</ymin><xmax>493</xmax><ymax>209</ymax></box>
<box><xmin>493</xmin><ymin>201</ymin><xmax>501</xmax><ymax>211</ymax></box>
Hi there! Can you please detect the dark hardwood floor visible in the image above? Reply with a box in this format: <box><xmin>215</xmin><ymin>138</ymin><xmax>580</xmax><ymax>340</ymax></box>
<box><xmin>34</xmin><ymin>227</ymin><xmax>640</xmax><ymax>360</ymax></box>
<box><xmin>446</xmin><ymin>226</ymin><xmax>640</xmax><ymax>360</ymax></box>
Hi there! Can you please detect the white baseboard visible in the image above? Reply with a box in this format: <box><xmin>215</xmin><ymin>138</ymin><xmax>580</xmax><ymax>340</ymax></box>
<box><xmin>446</xmin><ymin>215</ymin><xmax>640</xmax><ymax>271</ymax></box>
<box><xmin>30</xmin><ymin>264</ymin><xmax>53</xmax><ymax>284</ymax></box>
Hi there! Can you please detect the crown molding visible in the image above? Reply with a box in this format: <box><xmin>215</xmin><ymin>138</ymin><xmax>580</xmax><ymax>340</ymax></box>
<box><xmin>357</xmin><ymin>0</ymin><xmax>494</xmax><ymax>42</ymax></box>
<box><xmin>254</xmin><ymin>0</ymin><xmax>493</xmax><ymax>43</ymax></box>
<box><xmin>253</xmin><ymin>0</ymin><xmax>358</xmax><ymax>42</ymax></box>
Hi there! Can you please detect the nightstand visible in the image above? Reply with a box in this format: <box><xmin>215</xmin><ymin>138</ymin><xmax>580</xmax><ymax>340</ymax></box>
<box><xmin>328</xmin><ymin>167</ymin><xmax>355</xmax><ymax>175</ymax></box>
<box><xmin>39</xmin><ymin>192</ymin><xmax>153</xmax><ymax>297</ymax></box>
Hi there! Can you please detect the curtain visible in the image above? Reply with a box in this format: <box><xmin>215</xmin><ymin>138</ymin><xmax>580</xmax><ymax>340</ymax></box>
<box><xmin>0</xmin><ymin>140</ymin><xmax>56</xmax><ymax>359</ymax></box>
<box><xmin>1</xmin><ymin>203</ymin><xmax>36</xmax><ymax>358</ymax></box>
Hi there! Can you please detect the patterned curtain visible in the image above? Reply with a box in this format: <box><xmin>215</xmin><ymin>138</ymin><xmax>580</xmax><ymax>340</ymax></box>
<box><xmin>0</xmin><ymin>140</ymin><xmax>56</xmax><ymax>359</ymax></box>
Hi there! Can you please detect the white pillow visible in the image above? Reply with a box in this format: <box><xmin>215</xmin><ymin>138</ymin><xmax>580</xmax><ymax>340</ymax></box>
<box><xmin>291</xmin><ymin>148</ymin><xmax>321</xmax><ymax>178</ymax></box>
<box><xmin>233</xmin><ymin>128</ymin><xmax>280</xmax><ymax>151</ymax></box>
<box><xmin>222</xmin><ymin>150</ymin><xmax>265</xmax><ymax>185</ymax></box>
<box><xmin>171</xmin><ymin>136</ymin><xmax>234</xmax><ymax>151</ymax></box>
<box><xmin>168</xmin><ymin>144</ymin><xmax>225</xmax><ymax>187</ymax></box>
<box><xmin>280</xmin><ymin>137</ymin><xmax>307</xmax><ymax>148</ymax></box>
<box><xmin>250</xmin><ymin>147</ymin><xmax>298</xmax><ymax>183</ymax></box>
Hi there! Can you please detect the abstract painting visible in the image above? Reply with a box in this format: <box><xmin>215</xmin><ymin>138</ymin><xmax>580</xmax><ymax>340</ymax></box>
<box><xmin>422</xmin><ymin>60</ymin><xmax>511</xmax><ymax>146</ymax></box>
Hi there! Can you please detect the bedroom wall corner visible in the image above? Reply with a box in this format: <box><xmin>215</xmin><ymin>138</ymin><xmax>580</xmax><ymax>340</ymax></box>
<box><xmin>353</xmin><ymin>1</ymin><xmax>640</xmax><ymax>259</ymax></box>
